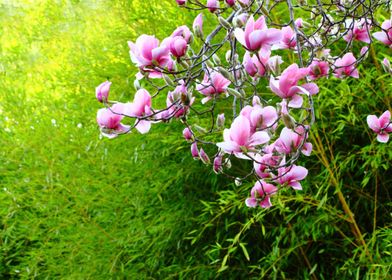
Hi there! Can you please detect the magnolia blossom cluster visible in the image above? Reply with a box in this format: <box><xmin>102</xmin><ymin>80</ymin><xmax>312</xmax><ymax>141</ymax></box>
<box><xmin>96</xmin><ymin>0</ymin><xmax>391</xmax><ymax>208</ymax></box>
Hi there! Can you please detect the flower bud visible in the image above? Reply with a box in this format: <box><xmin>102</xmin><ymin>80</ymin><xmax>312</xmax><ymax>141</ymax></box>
<box><xmin>193</xmin><ymin>14</ymin><xmax>203</xmax><ymax>39</ymax></box>
<box><xmin>133</xmin><ymin>79</ymin><xmax>141</xmax><ymax>90</ymax></box>
<box><xmin>225</xmin><ymin>50</ymin><xmax>232</xmax><ymax>62</ymax></box>
<box><xmin>96</xmin><ymin>81</ymin><xmax>111</xmax><ymax>103</ymax></box>
<box><xmin>183</xmin><ymin>127</ymin><xmax>193</xmax><ymax>141</ymax></box>
<box><xmin>235</xmin><ymin>177</ymin><xmax>242</xmax><ymax>186</ymax></box>
<box><xmin>163</xmin><ymin>74</ymin><xmax>176</xmax><ymax>87</ymax></box>
<box><xmin>225</xmin><ymin>0</ymin><xmax>236</xmax><ymax>6</ymax></box>
<box><xmin>212</xmin><ymin>54</ymin><xmax>221</xmax><ymax>65</ymax></box>
<box><xmin>216</xmin><ymin>113</ymin><xmax>225</xmax><ymax>129</ymax></box>
<box><xmin>252</xmin><ymin>96</ymin><xmax>261</xmax><ymax>106</ymax></box>
<box><xmin>176</xmin><ymin>0</ymin><xmax>186</xmax><ymax>5</ymax></box>
<box><xmin>213</xmin><ymin>155</ymin><xmax>223</xmax><ymax>174</ymax></box>
<box><xmin>382</xmin><ymin>58</ymin><xmax>392</xmax><ymax>74</ymax></box>
<box><xmin>218</xmin><ymin>66</ymin><xmax>233</xmax><ymax>80</ymax></box>
<box><xmin>191</xmin><ymin>142</ymin><xmax>199</xmax><ymax>159</ymax></box>
<box><xmin>199</xmin><ymin>148</ymin><xmax>211</xmax><ymax>164</ymax></box>
<box><xmin>227</xmin><ymin>88</ymin><xmax>243</xmax><ymax>98</ymax></box>
<box><xmin>207</xmin><ymin>0</ymin><xmax>219</xmax><ymax>13</ymax></box>
<box><xmin>218</xmin><ymin>16</ymin><xmax>231</xmax><ymax>30</ymax></box>
<box><xmin>282</xmin><ymin>113</ymin><xmax>296</xmax><ymax>129</ymax></box>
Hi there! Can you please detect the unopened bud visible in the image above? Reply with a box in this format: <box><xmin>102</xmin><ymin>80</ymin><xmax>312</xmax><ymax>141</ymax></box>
<box><xmin>227</xmin><ymin>88</ymin><xmax>243</xmax><ymax>98</ymax></box>
<box><xmin>213</xmin><ymin>155</ymin><xmax>223</xmax><ymax>174</ymax></box>
<box><xmin>212</xmin><ymin>54</ymin><xmax>221</xmax><ymax>65</ymax></box>
<box><xmin>216</xmin><ymin>113</ymin><xmax>225</xmax><ymax>129</ymax></box>
<box><xmin>194</xmin><ymin>124</ymin><xmax>207</xmax><ymax>134</ymax></box>
<box><xmin>218</xmin><ymin>16</ymin><xmax>232</xmax><ymax>30</ymax></box>
<box><xmin>180</xmin><ymin>60</ymin><xmax>189</xmax><ymax>68</ymax></box>
<box><xmin>282</xmin><ymin>113</ymin><xmax>296</xmax><ymax>129</ymax></box>
<box><xmin>225</xmin><ymin>50</ymin><xmax>232</xmax><ymax>62</ymax></box>
<box><xmin>199</xmin><ymin>148</ymin><xmax>210</xmax><ymax>164</ymax></box>
<box><xmin>235</xmin><ymin>177</ymin><xmax>242</xmax><ymax>186</ymax></box>
<box><xmin>218</xmin><ymin>66</ymin><xmax>233</xmax><ymax>80</ymax></box>
<box><xmin>133</xmin><ymin>79</ymin><xmax>141</xmax><ymax>90</ymax></box>
<box><xmin>163</xmin><ymin>75</ymin><xmax>176</xmax><ymax>86</ymax></box>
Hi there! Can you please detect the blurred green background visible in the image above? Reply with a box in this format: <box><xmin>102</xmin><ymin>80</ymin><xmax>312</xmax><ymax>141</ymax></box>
<box><xmin>0</xmin><ymin>0</ymin><xmax>391</xmax><ymax>279</ymax></box>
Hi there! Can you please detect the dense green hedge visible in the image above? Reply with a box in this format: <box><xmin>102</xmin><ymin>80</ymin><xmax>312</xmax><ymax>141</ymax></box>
<box><xmin>0</xmin><ymin>1</ymin><xmax>390</xmax><ymax>279</ymax></box>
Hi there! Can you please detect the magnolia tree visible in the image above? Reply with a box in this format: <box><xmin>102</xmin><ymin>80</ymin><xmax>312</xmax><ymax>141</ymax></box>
<box><xmin>96</xmin><ymin>0</ymin><xmax>391</xmax><ymax>209</ymax></box>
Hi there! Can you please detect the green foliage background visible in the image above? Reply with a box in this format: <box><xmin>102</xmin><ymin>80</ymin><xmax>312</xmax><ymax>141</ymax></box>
<box><xmin>0</xmin><ymin>0</ymin><xmax>390</xmax><ymax>279</ymax></box>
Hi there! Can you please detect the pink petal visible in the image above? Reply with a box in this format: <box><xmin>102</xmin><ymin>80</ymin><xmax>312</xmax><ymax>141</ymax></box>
<box><xmin>289</xmin><ymin>181</ymin><xmax>303</xmax><ymax>190</ymax></box>
<box><xmin>135</xmin><ymin>120</ymin><xmax>151</xmax><ymax>134</ymax></box>
<box><xmin>288</xmin><ymin>94</ymin><xmax>303</xmax><ymax>108</ymax></box>
<box><xmin>245</xmin><ymin>198</ymin><xmax>258</xmax><ymax>207</ymax></box>
<box><xmin>230</xmin><ymin>115</ymin><xmax>251</xmax><ymax>146</ymax></box>
<box><xmin>301</xmin><ymin>83</ymin><xmax>319</xmax><ymax>95</ymax></box>
<box><xmin>234</xmin><ymin>28</ymin><xmax>247</xmax><ymax>48</ymax></box>
<box><xmin>249</xmin><ymin>131</ymin><xmax>270</xmax><ymax>146</ymax></box>
<box><xmin>216</xmin><ymin>141</ymin><xmax>240</xmax><ymax>153</ymax></box>
<box><xmin>379</xmin><ymin>110</ymin><xmax>391</xmax><ymax>128</ymax></box>
<box><xmin>376</xmin><ymin>133</ymin><xmax>389</xmax><ymax>143</ymax></box>
<box><xmin>290</xmin><ymin>165</ymin><xmax>308</xmax><ymax>181</ymax></box>
<box><xmin>367</xmin><ymin>115</ymin><xmax>380</xmax><ymax>132</ymax></box>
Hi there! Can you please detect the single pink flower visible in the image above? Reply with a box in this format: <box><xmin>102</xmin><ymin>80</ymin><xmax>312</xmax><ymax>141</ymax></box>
<box><xmin>272</xmin><ymin>26</ymin><xmax>297</xmax><ymax>50</ymax></box>
<box><xmin>243</xmin><ymin>51</ymin><xmax>270</xmax><ymax>77</ymax></box>
<box><xmin>373</xmin><ymin>20</ymin><xmax>392</xmax><ymax>47</ymax></box>
<box><xmin>248</xmin><ymin>105</ymin><xmax>278</xmax><ymax>132</ymax></box>
<box><xmin>168</xmin><ymin>36</ymin><xmax>188</xmax><ymax>58</ymax></box>
<box><xmin>196</xmin><ymin>70</ymin><xmax>231</xmax><ymax>104</ymax></box>
<box><xmin>367</xmin><ymin>110</ymin><xmax>392</xmax><ymax>143</ymax></box>
<box><xmin>234</xmin><ymin>15</ymin><xmax>282</xmax><ymax>53</ymax></box>
<box><xmin>308</xmin><ymin>60</ymin><xmax>329</xmax><ymax>80</ymax></box>
<box><xmin>171</xmin><ymin>25</ymin><xmax>192</xmax><ymax>43</ymax></box>
<box><xmin>269</xmin><ymin>63</ymin><xmax>319</xmax><ymax>108</ymax></box>
<box><xmin>333</xmin><ymin>52</ymin><xmax>359</xmax><ymax>78</ymax></box>
<box><xmin>97</xmin><ymin>103</ymin><xmax>129</xmax><ymax>138</ymax></box>
<box><xmin>274</xmin><ymin>126</ymin><xmax>312</xmax><ymax>156</ymax></box>
<box><xmin>295</xmin><ymin>18</ymin><xmax>303</xmax><ymax>28</ymax></box>
<box><xmin>344</xmin><ymin>19</ymin><xmax>371</xmax><ymax>44</ymax></box>
<box><xmin>193</xmin><ymin>14</ymin><xmax>203</xmax><ymax>37</ymax></box>
<box><xmin>276</xmin><ymin>163</ymin><xmax>308</xmax><ymax>190</ymax></box>
<box><xmin>183</xmin><ymin>127</ymin><xmax>193</xmax><ymax>141</ymax></box>
<box><xmin>96</xmin><ymin>81</ymin><xmax>111</xmax><ymax>103</ymax></box>
<box><xmin>123</xmin><ymin>89</ymin><xmax>152</xmax><ymax>134</ymax></box>
<box><xmin>128</xmin><ymin>35</ymin><xmax>170</xmax><ymax>78</ymax></box>
<box><xmin>206</xmin><ymin>0</ymin><xmax>219</xmax><ymax>12</ymax></box>
<box><xmin>253</xmin><ymin>152</ymin><xmax>280</xmax><ymax>179</ymax></box>
<box><xmin>166</xmin><ymin>81</ymin><xmax>195</xmax><ymax>118</ymax></box>
<box><xmin>245</xmin><ymin>181</ymin><xmax>277</xmax><ymax>208</ymax></box>
<box><xmin>216</xmin><ymin>115</ymin><xmax>270</xmax><ymax>158</ymax></box>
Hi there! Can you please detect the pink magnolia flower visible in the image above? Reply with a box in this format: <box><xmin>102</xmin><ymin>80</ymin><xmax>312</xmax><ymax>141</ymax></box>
<box><xmin>276</xmin><ymin>163</ymin><xmax>308</xmax><ymax>190</ymax></box>
<box><xmin>382</xmin><ymin>57</ymin><xmax>392</xmax><ymax>73</ymax></box>
<box><xmin>243</xmin><ymin>51</ymin><xmax>270</xmax><ymax>77</ymax></box>
<box><xmin>128</xmin><ymin>35</ymin><xmax>170</xmax><ymax>78</ymax></box>
<box><xmin>168</xmin><ymin>36</ymin><xmax>188</xmax><ymax>58</ymax></box>
<box><xmin>97</xmin><ymin>103</ymin><xmax>129</xmax><ymax>139</ymax></box>
<box><xmin>373</xmin><ymin>20</ymin><xmax>392</xmax><ymax>47</ymax></box>
<box><xmin>216</xmin><ymin>115</ymin><xmax>270</xmax><ymax>158</ymax></box>
<box><xmin>123</xmin><ymin>89</ymin><xmax>153</xmax><ymax>134</ymax></box>
<box><xmin>245</xmin><ymin>181</ymin><xmax>277</xmax><ymax>208</ymax></box>
<box><xmin>176</xmin><ymin>0</ymin><xmax>186</xmax><ymax>5</ymax></box>
<box><xmin>193</xmin><ymin>14</ymin><xmax>203</xmax><ymax>37</ymax></box>
<box><xmin>191</xmin><ymin>142</ymin><xmax>199</xmax><ymax>159</ymax></box>
<box><xmin>199</xmin><ymin>148</ymin><xmax>210</xmax><ymax>164</ymax></box>
<box><xmin>196</xmin><ymin>70</ymin><xmax>231</xmax><ymax>104</ymax></box>
<box><xmin>234</xmin><ymin>15</ymin><xmax>282</xmax><ymax>53</ymax></box>
<box><xmin>308</xmin><ymin>60</ymin><xmax>329</xmax><ymax>80</ymax></box>
<box><xmin>274</xmin><ymin>127</ymin><xmax>312</xmax><ymax>156</ymax></box>
<box><xmin>295</xmin><ymin>18</ymin><xmax>303</xmax><ymax>28</ymax></box>
<box><xmin>246</xmin><ymin>105</ymin><xmax>278</xmax><ymax>132</ymax></box>
<box><xmin>96</xmin><ymin>81</ymin><xmax>111</xmax><ymax>103</ymax></box>
<box><xmin>213</xmin><ymin>154</ymin><xmax>223</xmax><ymax>174</ymax></box>
<box><xmin>344</xmin><ymin>19</ymin><xmax>371</xmax><ymax>44</ymax></box>
<box><xmin>272</xmin><ymin>26</ymin><xmax>296</xmax><ymax>50</ymax></box>
<box><xmin>253</xmin><ymin>150</ymin><xmax>280</xmax><ymax>178</ymax></box>
<box><xmin>367</xmin><ymin>110</ymin><xmax>392</xmax><ymax>143</ymax></box>
<box><xmin>183</xmin><ymin>127</ymin><xmax>193</xmax><ymax>141</ymax></box>
<box><xmin>333</xmin><ymin>52</ymin><xmax>359</xmax><ymax>78</ymax></box>
<box><xmin>171</xmin><ymin>25</ymin><xmax>192</xmax><ymax>43</ymax></box>
<box><xmin>166</xmin><ymin>82</ymin><xmax>195</xmax><ymax>118</ymax></box>
<box><xmin>225</xmin><ymin>0</ymin><xmax>236</xmax><ymax>6</ymax></box>
<box><xmin>206</xmin><ymin>0</ymin><xmax>219</xmax><ymax>12</ymax></box>
<box><xmin>269</xmin><ymin>63</ymin><xmax>319</xmax><ymax>108</ymax></box>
